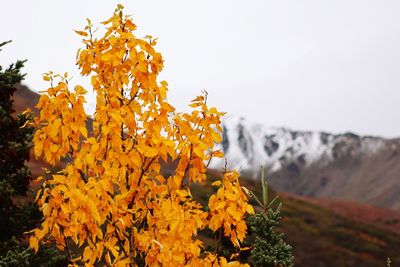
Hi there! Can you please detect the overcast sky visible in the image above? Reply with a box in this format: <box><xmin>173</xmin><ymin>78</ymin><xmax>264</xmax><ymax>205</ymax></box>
<box><xmin>1</xmin><ymin>0</ymin><xmax>400</xmax><ymax>137</ymax></box>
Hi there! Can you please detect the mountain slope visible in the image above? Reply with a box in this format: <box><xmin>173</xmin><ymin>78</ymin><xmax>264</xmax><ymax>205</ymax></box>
<box><xmin>211</xmin><ymin>115</ymin><xmax>400</xmax><ymax>209</ymax></box>
<box><xmin>192</xmin><ymin>171</ymin><xmax>400</xmax><ymax>267</ymax></box>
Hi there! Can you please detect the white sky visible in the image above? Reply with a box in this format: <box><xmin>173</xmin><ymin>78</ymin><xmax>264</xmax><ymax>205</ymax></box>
<box><xmin>1</xmin><ymin>0</ymin><xmax>400</xmax><ymax>137</ymax></box>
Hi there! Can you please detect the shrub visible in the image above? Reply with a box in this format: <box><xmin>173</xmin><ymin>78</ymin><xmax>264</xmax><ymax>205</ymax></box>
<box><xmin>30</xmin><ymin>5</ymin><xmax>254</xmax><ymax>266</ymax></box>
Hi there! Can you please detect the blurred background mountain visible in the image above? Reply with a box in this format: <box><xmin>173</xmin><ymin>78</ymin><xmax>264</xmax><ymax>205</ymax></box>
<box><xmin>212</xmin><ymin>115</ymin><xmax>400</xmax><ymax>210</ymax></box>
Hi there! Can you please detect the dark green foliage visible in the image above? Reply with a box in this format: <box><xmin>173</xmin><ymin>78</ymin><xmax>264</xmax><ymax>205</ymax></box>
<box><xmin>245</xmin><ymin>167</ymin><xmax>294</xmax><ymax>267</ymax></box>
<box><xmin>247</xmin><ymin>209</ymin><xmax>294</xmax><ymax>266</ymax></box>
<box><xmin>0</xmin><ymin>41</ymin><xmax>66</xmax><ymax>266</ymax></box>
<box><xmin>0</xmin><ymin>237</ymin><xmax>67</xmax><ymax>267</ymax></box>
<box><xmin>0</xmin><ymin>40</ymin><xmax>34</xmax><ymax>242</ymax></box>
<box><xmin>0</xmin><ymin>46</ymin><xmax>31</xmax><ymax>196</ymax></box>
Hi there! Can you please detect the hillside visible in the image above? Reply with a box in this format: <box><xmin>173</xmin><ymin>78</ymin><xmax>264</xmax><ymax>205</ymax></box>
<box><xmin>279</xmin><ymin>194</ymin><xmax>400</xmax><ymax>267</ymax></box>
<box><xmin>291</xmin><ymin>194</ymin><xmax>400</xmax><ymax>235</ymax></box>
<box><xmin>211</xmin><ymin>115</ymin><xmax>400</xmax><ymax>209</ymax></box>
<box><xmin>192</xmin><ymin>171</ymin><xmax>400</xmax><ymax>267</ymax></box>
<box><xmin>13</xmin><ymin>84</ymin><xmax>40</xmax><ymax>115</ymax></box>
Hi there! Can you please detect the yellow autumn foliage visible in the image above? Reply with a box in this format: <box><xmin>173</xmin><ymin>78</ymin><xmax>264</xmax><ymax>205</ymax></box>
<box><xmin>30</xmin><ymin>5</ymin><xmax>253</xmax><ymax>267</ymax></box>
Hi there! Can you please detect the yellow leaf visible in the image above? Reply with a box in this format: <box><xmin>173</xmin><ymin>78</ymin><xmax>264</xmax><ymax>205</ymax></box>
<box><xmin>50</xmin><ymin>143</ymin><xmax>58</xmax><ymax>153</ymax></box>
<box><xmin>211</xmin><ymin>180</ymin><xmax>222</xmax><ymax>187</ymax></box>
<box><xmin>52</xmin><ymin>175</ymin><xmax>66</xmax><ymax>183</ymax></box>
<box><xmin>226</xmin><ymin>191</ymin><xmax>236</xmax><ymax>201</ymax></box>
<box><xmin>60</xmin><ymin>204</ymin><xmax>71</xmax><ymax>214</ymax></box>
<box><xmin>213</xmin><ymin>150</ymin><xmax>224</xmax><ymax>158</ymax></box>
<box><xmin>176</xmin><ymin>189</ymin><xmax>189</xmax><ymax>198</ymax></box>
<box><xmin>246</xmin><ymin>204</ymin><xmax>254</xmax><ymax>214</ymax></box>
<box><xmin>49</xmin><ymin>118</ymin><xmax>61</xmax><ymax>138</ymax></box>
<box><xmin>42</xmin><ymin>203</ymin><xmax>50</xmax><ymax>217</ymax></box>
<box><xmin>191</xmin><ymin>95</ymin><xmax>204</xmax><ymax>102</ymax></box>
<box><xmin>227</xmin><ymin>206</ymin><xmax>241</xmax><ymax>221</ymax></box>
<box><xmin>34</xmin><ymin>141</ymin><xmax>43</xmax><ymax>157</ymax></box>
<box><xmin>101</xmin><ymin>52</ymin><xmax>113</xmax><ymax>62</ymax></box>
<box><xmin>216</xmin><ymin>201</ymin><xmax>226</xmax><ymax>210</ymax></box>
<box><xmin>29</xmin><ymin>236</ymin><xmax>39</xmax><ymax>253</ymax></box>
<box><xmin>86</xmin><ymin>153</ymin><xmax>95</xmax><ymax>165</ymax></box>
<box><xmin>79</xmin><ymin>127</ymin><xmax>88</xmax><ymax>137</ymax></box>
<box><xmin>83</xmin><ymin>246</ymin><xmax>92</xmax><ymax>261</ymax></box>
<box><xmin>74</xmin><ymin>30</ymin><xmax>88</xmax><ymax>37</ymax></box>
<box><xmin>193</xmin><ymin>146</ymin><xmax>204</xmax><ymax>158</ymax></box>
<box><xmin>212</xmin><ymin>131</ymin><xmax>222</xmax><ymax>143</ymax></box>
<box><xmin>75</xmin><ymin>85</ymin><xmax>87</xmax><ymax>95</ymax></box>
<box><xmin>91</xmin><ymin>142</ymin><xmax>99</xmax><ymax>153</ymax></box>
<box><xmin>189</xmin><ymin>102</ymin><xmax>202</xmax><ymax>108</ymax></box>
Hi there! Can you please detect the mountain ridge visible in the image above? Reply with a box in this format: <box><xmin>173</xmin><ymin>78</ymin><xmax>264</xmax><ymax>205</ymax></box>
<box><xmin>211</xmin><ymin>115</ymin><xmax>400</xmax><ymax>209</ymax></box>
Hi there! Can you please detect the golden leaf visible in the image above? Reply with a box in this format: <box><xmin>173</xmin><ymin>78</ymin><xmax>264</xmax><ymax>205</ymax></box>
<box><xmin>29</xmin><ymin>236</ymin><xmax>39</xmax><ymax>253</ymax></box>
<box><xmin>74</xmin><ymin>30</ymin><xmax>88</xmax><ymax>37</ymax></box>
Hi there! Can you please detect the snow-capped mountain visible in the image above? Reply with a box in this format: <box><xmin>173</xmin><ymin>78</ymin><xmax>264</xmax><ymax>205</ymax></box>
<box><xmin>211</xmin><ymin>115</ymin><xmax>386</xmax><ymax>175</ymax></box>
<box><xmin>210</xmin><ymin>115</ymin><xmax>400</xmax><ymax>209</ymax></box>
